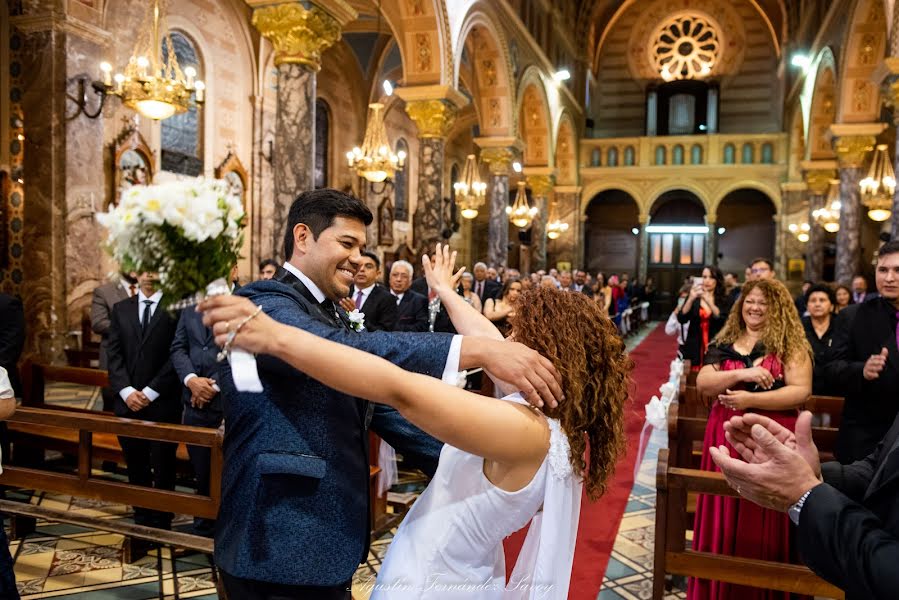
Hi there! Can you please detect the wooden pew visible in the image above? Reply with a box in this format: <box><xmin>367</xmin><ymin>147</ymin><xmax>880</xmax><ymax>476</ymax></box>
<box><xmin>652</xmin><ymin>448</ymin><xmax>844</xmax><ymax>599</ymax></box>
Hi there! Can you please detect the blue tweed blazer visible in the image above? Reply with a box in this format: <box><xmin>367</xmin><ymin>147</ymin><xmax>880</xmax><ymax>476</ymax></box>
<box><xmin>214</xmin><ymin>278</ymin><xmax>451</xmax><ymax>586</ymax></box>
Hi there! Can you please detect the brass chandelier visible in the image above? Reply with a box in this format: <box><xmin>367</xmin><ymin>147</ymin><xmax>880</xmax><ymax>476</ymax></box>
<box><xmin>346</xmin><ymin>103</ymin><xmax>405</xmax><ymax>184</ymax></box>
<box><xmin>859</xmin><ymin>144</ymin><xmax>895</xmax><ymax>222</ymax></box>
<box><xmin>545</xmin><ymin>199</ymin><xmax>569</xmax><ymax>239</ymax></box>
<box><xmin>99</xmin><ymin>0</ymin><xmax>204</xmax><ymax>121</ymax></box>
<box><xmin>453</xmin><ymin>154</ymin><xmax>486</xmax><ymax>219</ymax></box>
<box><xmin>506</xmin><ymin>181</ymin><xmax>537</xmax><ymax>229</ymax></box>
<box><xmin>788</xmin><ymin>221</ymin><xmax>810</xmax><ymax>243</ymax></box>
<box><xmin>812</xmin><ymin>179</ymin><xmax>841</xmax><ymax>233</ymax></box>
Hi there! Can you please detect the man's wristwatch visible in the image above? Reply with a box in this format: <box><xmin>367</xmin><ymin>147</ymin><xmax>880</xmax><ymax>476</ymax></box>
<box><xmin>788</xmin><ymin>488</ymin><xmax>814</xmax><ymax>525</ymax></box>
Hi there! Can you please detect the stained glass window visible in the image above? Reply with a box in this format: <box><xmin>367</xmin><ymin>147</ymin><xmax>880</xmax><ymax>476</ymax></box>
<box><xmin>160</xmin><ymin>31</ymin><xmax>202</xmax><ymax>176</ymax></box>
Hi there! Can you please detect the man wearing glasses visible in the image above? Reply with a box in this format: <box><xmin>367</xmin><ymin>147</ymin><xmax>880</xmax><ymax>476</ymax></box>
<box><xmin>749</xmin><ymin>257</ymin><xmax>776</xmax><ymax>281</ymax></box>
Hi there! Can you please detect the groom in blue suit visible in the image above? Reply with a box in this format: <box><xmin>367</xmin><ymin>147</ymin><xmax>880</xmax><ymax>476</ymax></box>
<box><xmin>216</xmin><ymin>189</ymin><xmax>562</xmax><ymax>599</ymax></box>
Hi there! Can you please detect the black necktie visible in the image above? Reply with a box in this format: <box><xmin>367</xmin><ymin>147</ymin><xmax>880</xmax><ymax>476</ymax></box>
<box><xmin>141</xmin><ymin>300</ymin><xmax>153</xmax><ymax>335</ymax></box>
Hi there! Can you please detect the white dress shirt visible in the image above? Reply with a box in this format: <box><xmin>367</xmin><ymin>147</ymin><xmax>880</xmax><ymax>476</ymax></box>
<box><xmin>282</xmin><ymin>262</ymin><xmax>461</xmax><ymax>383</ymax></box>
<box><xmin>391</xmin><ymin>291</ymin><xmax>405</xmax><ymax>305</ymax></box>
<box><xmin>119</xmin><ymin>290</ymin><xmax>164</xmax><ymax>403</ymax></box>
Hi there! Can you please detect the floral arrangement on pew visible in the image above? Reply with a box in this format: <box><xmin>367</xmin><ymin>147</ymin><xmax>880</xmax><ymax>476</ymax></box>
<box><xmin>97</xmin><ymin>177</ymin><xmax>246</xmax><ymax>308</ymax></box>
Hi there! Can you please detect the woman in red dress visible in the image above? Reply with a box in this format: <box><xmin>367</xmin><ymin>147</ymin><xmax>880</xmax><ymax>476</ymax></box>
<box><xmin>687</xmin><ymin>279</ymin><xmax>813</xmax><ymax>600</ymax></box>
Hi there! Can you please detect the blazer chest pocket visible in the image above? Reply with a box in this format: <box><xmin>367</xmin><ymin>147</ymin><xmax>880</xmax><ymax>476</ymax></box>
<box><xmin>257</xmin><ymin>452</ymin><xmax>327</xmax><ymax>479</ymax></box>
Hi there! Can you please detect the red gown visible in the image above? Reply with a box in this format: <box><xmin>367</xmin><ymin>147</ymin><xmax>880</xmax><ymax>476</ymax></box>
<box><xmin>686</xmin><ymin>348</ymin><xmax>806</xmax><ymax>600</ymax></box>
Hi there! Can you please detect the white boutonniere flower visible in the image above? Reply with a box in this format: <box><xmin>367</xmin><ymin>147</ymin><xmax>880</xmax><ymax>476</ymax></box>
<box><xmin>347</xmin><ymin>309</ymin><xmax>365</xmax><ymax>332</ymax></box>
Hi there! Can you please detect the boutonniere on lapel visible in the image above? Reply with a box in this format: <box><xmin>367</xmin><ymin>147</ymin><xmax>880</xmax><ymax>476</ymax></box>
<box><xmin>346</xmin><ymin>309</ymin><xmax>366</xmax><ymax>332</ymax></box>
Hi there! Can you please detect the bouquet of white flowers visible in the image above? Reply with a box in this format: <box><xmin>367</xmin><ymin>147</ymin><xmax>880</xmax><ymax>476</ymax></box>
<box><xmin>97</xmin><ymin>177</ymin><xmax>245</xmax><ymax>307</ymax></box>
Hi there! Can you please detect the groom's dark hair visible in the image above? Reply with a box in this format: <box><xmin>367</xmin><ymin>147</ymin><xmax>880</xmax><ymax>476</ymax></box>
<box><xmin>284</xmin><ymin>189</ymin><xmax>373</xmax><ymax>259</ymax></box>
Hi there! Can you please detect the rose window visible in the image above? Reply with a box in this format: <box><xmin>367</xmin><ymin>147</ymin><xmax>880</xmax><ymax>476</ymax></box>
<box><xmin>651</xmin><ymin>14</ymin><xmax>720</xmax><ymax>81</ymax></box>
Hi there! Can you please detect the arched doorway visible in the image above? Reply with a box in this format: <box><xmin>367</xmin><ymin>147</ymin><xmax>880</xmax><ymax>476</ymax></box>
<box><xmin>716</xmin><ymin>189</ymin><xmax>776</xmax><ymax>277</ymax></box>
<box><xmin>646</xmin><ymin>190</ymin><xmax>707</xmax><ymax>307</ymax></box>
<box><xmin>583</xmin><ymin>189</ymin><xmax>640</xmax><ymax>276</ymax></box>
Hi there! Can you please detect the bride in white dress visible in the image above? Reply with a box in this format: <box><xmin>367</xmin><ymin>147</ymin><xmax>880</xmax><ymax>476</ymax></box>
<box><xmin>200</xmin><ymin>245</ymin><xmax>632</xmax><ymax>599</ymax></box>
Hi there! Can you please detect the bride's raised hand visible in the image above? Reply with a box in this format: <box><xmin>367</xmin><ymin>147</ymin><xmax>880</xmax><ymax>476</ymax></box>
<box><xmin>198</xmin><ymin>295</ymin><xmax>280</xmax><ymax>356</ymax></box>
<box><xmin>422</xmin><ymin>243</ymin><xmax>465</xmax><ymax>294</ymax></box>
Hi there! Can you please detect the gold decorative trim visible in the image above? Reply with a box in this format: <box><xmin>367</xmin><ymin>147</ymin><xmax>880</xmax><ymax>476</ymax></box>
<box><xmin>480</xmin><ymin>147</ymin><xmax>517</xmax><ymax>175</ymax></box>
<box><xmin>251</xmin><ymin>3</ymin><xmax>345</xmax><ymax>70</ymax></box>
<box><xmin>803</xmin><ymin>169</ymin><xmax>835</xmax><ymax>195</ymax></box>
<box><xmin>404</xmin><ymin>99</ymin><xmax>457</xmax><ymax>139</ymax></box>
<box><xmin>526</xmin><ymin>174</ymin><xmax>555</xmax><ymax>197</ymax></box>
<box><xmin>833</xmin><ymin>135</ymin><xmax>875</xmax><ymax>168</ymax></box>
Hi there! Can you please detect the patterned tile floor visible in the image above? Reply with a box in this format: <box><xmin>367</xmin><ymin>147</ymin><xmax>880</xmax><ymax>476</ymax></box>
<box><xmin>10</xmin><ymin>323</ymin><xmax>675</xmax><ymax>599</ymax></box>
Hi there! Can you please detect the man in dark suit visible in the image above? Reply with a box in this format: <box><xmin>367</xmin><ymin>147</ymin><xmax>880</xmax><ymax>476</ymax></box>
<box><xmin>215</xmin><ymin>189</ymin><xmax>563</xmax><ymax>599</ymax></box>
<box><xmin>711</xmin><ymin>408</ymin><xmax>899</xmax><ymax>600</ymax></box>
<box><xmin>0</xmin><ymin>294</ymin><xmax>25</xmax><ymax>399</ymax></box>
<box><xmin>91</xmin><ymin>273</ymin><xmax>137</xmax><ymax>410</ymax></box>
<box><xmin>570</xmin><ymin>270</ymin><xmax>594</xmax><ymax>297</ymax></box>
<box><xmin>472</xmin><ymin>262</ymin><xmax>500</xmax><ymax>307</ymax></box>
<box><xmin>170</xmin><ymin>304</ymin><xmax>224</xmax><ymax>537</ymax></box>
<box><xmin>851</xmin><ymin>274</ymin><xmax>878</xmax><ymax>304</ymax></box>
<box><xmin>106</xmin><ymin>272</ymin><xmax>181</xmax><ymax>531</ymax></box>
<box><xmin>828</xmin><ymin>241</ymin><xmax>899</xmax><ymax>463</ymax></box>
<box><xmin>388</xmin><ymin>260</ymin><xmax>428</xmax><ymax>332</ymax></box>
<box><xmin>344</xmin><ymin>251</ymin><xmax>396</xmax><ymax>331</ymax></box>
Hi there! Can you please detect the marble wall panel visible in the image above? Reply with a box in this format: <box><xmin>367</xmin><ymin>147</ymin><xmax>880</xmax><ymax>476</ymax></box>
<box><xmin>413</xmin><ymin>138</ymin><xmax>444</xmax><ymax>257</ymax></box>
<box><xmin>487</xmin><ymin>173</ymin><xmax>509</xmax><ymax>268</ymax></box>
<box><xmin>836</xmin><ymin>167</ymin><xmax>863</xmax><ymax>284</ymax></box>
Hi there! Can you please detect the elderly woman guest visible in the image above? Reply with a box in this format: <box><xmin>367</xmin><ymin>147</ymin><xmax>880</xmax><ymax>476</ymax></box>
<box><xmin>801</xmin><ymin>283</ymin><xmax>838</xmax><ymax>396</ymax></box>
<box><xmin>459</xmin><ymin>272</ymin><xmax>483</xmax><ymax>314</ymax></box>
<box><xmin>688</xmin><ymin>279</ymin><xmax>812</xmax><ymax>600</ymax></box>
<box><xmin>678</xmin><ymin>265</ymin><xmax>730</xmax><ymax>370</ymax></box>
<box><xmin>484</xmin><ymin>278</ymin><xmax>522</xmax><ymax>338</ymax></box>
<box><xmin>834</xmin><ymin>284</ymin><xmax>853</xmax><ymax>313</ymax></box>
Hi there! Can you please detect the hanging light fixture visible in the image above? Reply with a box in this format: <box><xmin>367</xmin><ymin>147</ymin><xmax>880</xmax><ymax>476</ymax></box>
<box><xmin>453</xmin><ymin>154</ymin><xmax>486</xmax><ymax>219</ymax></box>
<box><xmin>860</xmin><ymin>144</ymin><xmax>895</xmax><ymax>222</ymax></box>
<box><xmin>506</xmin><ymin>181</ymin><xmax>538</xmax><ymax>229</ymax></box>
<box><xmin>812</xmin><ymin>179</ymin><xmax>841</xmax><ymax>233</ymax></box>
<box><xmin>97</xmin><ymin>0</ymin><xmax>204</xmax><ymax>121</ymax></box>
<box><xmin>545</xmin><ymin>199</ymin><xmax>569</xmax><ymax>239</ymax></box>
<box><xmin>346</xmin><ymin>103</ymin><xmax>405</xmax><ymax>184</ymax></box>
<box><xmin>788</xmin><ymin>221</ymin><xmax>810</xmax><ymax>243</ymax></box>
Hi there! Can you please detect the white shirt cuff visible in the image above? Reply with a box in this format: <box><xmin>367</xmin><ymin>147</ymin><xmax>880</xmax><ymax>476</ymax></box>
<box><xmin>141</xmin><ymin>387</ymin><xmax>159</xmax><ymax>402</ymax></box>
<box><xmin>441</xmin><ymin>335</ymin><xmax>463</xmax><ymax>385</ymax></box>
<box><xmin>119</xmin><ymin>386</ymin><xmax>137</xmax><ymax>401</ymax></box>
<box><xmin>184</xmin><ymin>373</ymin><xmax>197</xmax><ymax>386</ymax></box>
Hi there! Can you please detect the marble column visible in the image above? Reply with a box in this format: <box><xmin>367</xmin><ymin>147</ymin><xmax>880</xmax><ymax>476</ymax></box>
<box><xmin>637</xmin><ymin>216</ymin><xmax>649</xmax><ymax>283</ymax></box>
<box><xmin>403</xmin><ymin>98</ymin><xmax>459</xmax><ymax>258</ymax></box>
<box><xmin>526</xmin><ymin>173</ymin><xmax>554</xmax><ymax>272</ymax></box>
<box><xmin>551</xmin><ymin>187</ymin><xmax>581</xmax><ymax>269</ymax></box>
<box><xmin>831</xmin><ymin>127</ymin><xmax>880</xmax><ymax>284</ymax></box>
<box><xmin>800</xmin><ymin>170</ymin><xmax>832</xmax><ymax>281</ymax></box>
<box><xmin>249</xmin><ymin>0</ymin><xmax>356</xmax><ymax>260</ymax></box>
<box><xmin>480</xmin><ymin>148</ymin><xmax>515</xmax><ymax>268</ymax></box>
<box><xmin>706</xmin><ymin>220</ymin><xmax>718</xmax><ymax>266</ymax></box>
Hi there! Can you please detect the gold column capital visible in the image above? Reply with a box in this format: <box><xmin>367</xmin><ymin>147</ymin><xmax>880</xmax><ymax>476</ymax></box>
<box><xmin>833</xmin><ymin>135</ymin><xmax>876</xmax><ymax>168</ymax></box>
<box><xmin>480</xmin><ymin>147</ymin><xmax>518</xmax><ymax>175</ymax></box>
<box><xmin>249</xmin><ymin>1</ymin><xmax>356</xmax><ymax>70</ymax></box>
<box><xmin>803</xmin><ymin>169</ymin><xmax>836</xmax><ymax>195</ymax></box>
<box><xmin>404</xmin><ymin>100</ymin><xmax>458</xmax><ymax>139</ymax></box>
<box><xmin>526</xmin><ymin>174</ymin><xmax>555</xmax><ymax>197</ymax></box>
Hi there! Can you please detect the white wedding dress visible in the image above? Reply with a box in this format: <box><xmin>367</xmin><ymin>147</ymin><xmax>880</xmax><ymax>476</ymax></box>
<box><xmin>371</xmin><ymin>394</ymin><xmax>583</xmax><ymax>600</ymax></box>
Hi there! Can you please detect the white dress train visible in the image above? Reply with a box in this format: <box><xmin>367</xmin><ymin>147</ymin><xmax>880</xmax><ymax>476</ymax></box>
<box><xmin>371</xmin><ymin>394</ymin><xmax>583</xmax><ymax>599</ymax></box>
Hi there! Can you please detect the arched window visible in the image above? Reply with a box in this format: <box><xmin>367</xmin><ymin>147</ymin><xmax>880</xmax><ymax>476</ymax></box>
<box><xmin>741</xmin><ymin>143</ymin><xmax>755</xmax><ymax>164</ymax></box>
<box><xmin>690</xmin><ymin>144</ymin><xmax>703</xmax><ymax>164</ymax></box>
<box><xmin>607</xmin><ymin>147</ymin><xmax>618</xmax><ymax>167</ymax></box>
<box><xmin>161</xmin><ymin>31</ymin><xmax>203</xmax><ymax>176</ymax></box>
<box><xmin>394</xmin><ymin>138</ymin><xmax>409</xmax><ymax>220</ymax></box>
<box><xmin>761</xmin><ymin>142</ymin><xmax>774</xmax><ymax>164</ymax></box>
<box><xmin>624</xmin><ymin>146</ymin><xmax>635</xmax><ymax>166</ymax></box>
<box><xmin>654</xmin><ymin>145</ymin><xmax>667</xmax><ymax>165</ymax></box>
<box><xmin>672</xmin><ymin>144</ymin><xmax>684</xmax><ymax>165</ymax></box>
<box><xmin>591</xmin><ymin>148</ymin><xmax>601</xmax><ymax>166</ymax></box>
<box><xmin>314</xmin><ymin>98</ymin><xmax>330</xmax><ymax>189</ymax></box>
<box><xmin>723</xmin><ymin>143</ymin><xmax>735</xmax><ymax>164</ymax></box>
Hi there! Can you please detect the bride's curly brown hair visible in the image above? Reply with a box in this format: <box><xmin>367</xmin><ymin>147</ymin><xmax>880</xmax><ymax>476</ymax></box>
<box><xmin>509</xmin><ymin>287</ymin><xmax>633</xmax><ymax>500</ymax></box>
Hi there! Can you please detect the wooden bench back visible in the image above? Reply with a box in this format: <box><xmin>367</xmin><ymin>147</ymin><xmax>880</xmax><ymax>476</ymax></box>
<box><xmin>21</xmin><ymin>361</ymin><xmax>110</xmax><ymax>408</ymax></box>
<box><xmin>653</xmin><ymin>448</ymin><xmax>844</xmax><ymax>599</ymax></box>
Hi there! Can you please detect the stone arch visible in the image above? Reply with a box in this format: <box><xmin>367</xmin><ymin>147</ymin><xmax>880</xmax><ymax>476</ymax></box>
<box><xmin>382</xmin><ymin>0</ymin><xmax>453</xmax><ymax>86</ymax></box>
<box><xmin>453</xmin><ymin>7</ymin><xmax>515</xmax><ymax>137</ymax></box>
<box><xmin>554</xmin><ymin>112</ymin><xmax>577</xmax><ymax>185</ymax></box>
<box><xmin>646</xmin><ymin>181</ymin><xmax>713</xmax><ymax>217</ymax></box>
<box><xmin>580</xmin><ymin>180</ymin><xmax>646</xmax><ymax>218</ymax></box>
<box><xmin>583</xmin><ymin>188</ymin><xmax>642</xmax><ymax>274</ymax></box>
<box><xmin>807</xmin><ymin>57</ymin><xmax>837</xmax><ymax>160</ymax></box>
<box><xmin>517</xmin><ymin>67</ymin><xmax>553</xmax><ymax>167</ymax></box>
<box><xmin>837</xmin><ymin>0</ymin><xmax>887</xmax><ymax>123</ymax></box>
<box><xmin>712</xmin><ymin>180</ymin><xmax>781</xmax><ymax>215</ymax></box>
<box><xmin>715</xmin><ymin>188</ymin><xmax>777</xmax><ymax>274</ymax></box>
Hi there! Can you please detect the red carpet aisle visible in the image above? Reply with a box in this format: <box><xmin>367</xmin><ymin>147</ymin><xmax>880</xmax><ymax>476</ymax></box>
<box><xmin>504</xmin><ymin>323</ymin><xmax>676</xmax><ymax>599</ymax></box>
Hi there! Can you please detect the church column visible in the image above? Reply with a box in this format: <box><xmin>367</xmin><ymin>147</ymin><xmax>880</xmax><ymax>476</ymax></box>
<box><xmin>12</xmin><ymin>7</ymin><xmax>111</xmax><ymax>360</ymax></box>
<box><xmin>525</xmin><ymin>170</ymin><xmax>555</xmax><ymax>272</ymax></box>
<box><xmin>478</xmin><ymin>143</ymin><xmax>519</xmax><ymax>268</ymax></box>
<box><xmin>705</xmin><ymin>216</ymin><xmax>718</xmax><ymax>266</ymax></box>
<box><xmin>637</xmin><ymin>214</ymin><xmax>649</xmax><ymax>283</ymax></box>
<box><xmin>398</xmin><ymin>87</ymin><xmax>466</xmax><ymax>258</ymax></box>
<box><xmin>800</xmin><ymin>166</ymin><xmax>835</xmax><ymax>281</ymax></box>
<box><xmin>551</xmin><ymin>186</ymin><xmax>582</xmax><ymax>270</ymax></box>
<box><xmin>248</xmin><ymin>0</ymin><xmax>356</xmax><ymax>260</ymax></box>
<box><xmin>831</xmin><ymin>124</ymin><xmax>883</xmax><ymax>284</ymax></box>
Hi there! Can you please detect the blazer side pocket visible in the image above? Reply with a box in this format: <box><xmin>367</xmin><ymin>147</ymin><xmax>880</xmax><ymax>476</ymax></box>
<box><xmin>257</xmin><ymin>452</ymin><xmax>327</xmax><ymax>479</ymax></box>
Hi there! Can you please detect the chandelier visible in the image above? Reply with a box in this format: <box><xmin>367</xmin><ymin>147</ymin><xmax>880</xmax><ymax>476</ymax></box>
<box><xmin>788</xmin><ymin>221</ymin><xmax>810</xmax><ymax>243</ymax></box>
<box><xmin>812</xmin><ymin>179</ymin><xmax>841</xmax><ymax>233</ymax></box>
<box><xmin>346</xmin><ymin>103</ymin><xmax>405</xmax><ymax>184</ymax></box>
<box><xmin>545</xmin><ymin>199</ymin><xmax>569</xmax><ymax>239</ymax></box>
<box><xmin>98</xmin><ymin>0</ymin><xmax>204</xmax><ymax>121</ymax></box>
<box><xmin>860</xmin><ymin>144</ymin><xmax>895</xmax><ymax>222</ymax></box>
<box><xmin>453</xmin><ymin>154</ymin><xmax>486</xmax><ymax>219</ymax></box>
<box><xmin>506</xmin><ymin>181</ymin><xmax>537</xmax><ymax>229</ymax></box>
